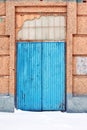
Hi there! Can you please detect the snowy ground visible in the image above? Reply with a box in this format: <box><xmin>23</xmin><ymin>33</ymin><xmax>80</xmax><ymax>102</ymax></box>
<box><xmin>0</xmin><ymin>110</ymin><xmax>87</xmax><ymax>130</ymax></box>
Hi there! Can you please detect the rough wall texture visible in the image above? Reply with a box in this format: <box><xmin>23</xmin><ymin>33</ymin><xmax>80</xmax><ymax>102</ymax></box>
<box><xmin>0</xmin><ymin>1</ymin><xmax>87</xmax><ymax>112</ymax></box>
<box><xmin>72</xmin><ymin>4</ymin><xmax>87</xmax><ymax>96</ymax></box>
<box><xmin>0</xmin><ymin>2</ymin><xmax>13</xmax><ymax>112</ymax></box>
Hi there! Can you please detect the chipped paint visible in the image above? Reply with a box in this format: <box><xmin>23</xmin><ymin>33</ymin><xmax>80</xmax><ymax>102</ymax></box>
<box><xmin>16</xmin><ymin>14</ymin><xmax>41</xmax><ymax>29</ymax></box>
<box><xmin>16</xmin><ymin>13</ymin><xmax>66</xmax><ymax>31</ymax></box>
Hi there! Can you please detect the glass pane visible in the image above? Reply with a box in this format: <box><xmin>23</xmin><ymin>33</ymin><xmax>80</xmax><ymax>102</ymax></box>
<box><xmin>36</xmin><ymin>18</ymin><xmax>42</xmax><ymax>27</ymax></box>
<box><xmin>49</xmin><ymin>27</ymin><xmax>54</xmax><ymax>40</ymax></box>
<box><xmin>36</xmin><ymin>28</ymin><xmax>42</xmax><ymax>40</ymax></box>
<box><xmin>22</xmin><ymin>28</ymin><xmax>29</xmax><ymax>40</ymax></box>
<box><xmin>54</xmin><ymin>16</ymin><xmax>60</xmax><ymax>26</ymax></box>
<box><xmin>17</xmin><ymin>16</ymin><xmax>66</xmax><ymax>41</ymax></box>
<box><xmin>54</xmin><ymin>27</ymin><xmax>60</xmax><ymax>40</ymax></box>
<box><xmin>60</xmin><ymin>16</ymin><xmax>66</xmax><ymax>27</ymax></box>
<box><xmin>48</xmin><ymin>16</ymin><xmax>54</xmax><ymax>27</ymax></box>
<box><xmin>60</xmin><ymin>27</ymin><xmax>66</xmax><ymax>41</ymax></box>
<box><xmin>42</xmin><ymin>27</ymin><xmax>48</xmax><ymax>40</ymax></box>
<box><xmin>29</xmin><ymin>20</ymin><xmax>35</xmax><ymax>27</ymax></box>
<box><xmin>29</xmin><ymin>28</ymin><xmax>35</xmax><ymax>40</ymax></box>
<box><xmin>42</xmin><ymin>16</ymin><xmax>48</xmax><ymax>27</ymax></box>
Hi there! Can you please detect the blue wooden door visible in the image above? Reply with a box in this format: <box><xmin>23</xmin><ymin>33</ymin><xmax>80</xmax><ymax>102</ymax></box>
<box><xmin>16</xmin><ymin>42</ymin><xmax>65</xmax><ymax>111</ymax></box>
<box><xmin>16</xmin><ymin>42</ymin><xmax>42</xmax><ymax>110</ymax></box>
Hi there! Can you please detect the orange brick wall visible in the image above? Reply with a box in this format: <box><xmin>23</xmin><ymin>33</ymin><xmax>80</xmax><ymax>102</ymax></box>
<box><xmin>72</xmin><ymin>3</ymin><xmax>87</xmax><ymax>95</ymax></box>
<box><xmin>0</xmin><ymin>36</ymin><xmax>10</xmax><ymax>95</ymax></box>
<box><xmin>0</xmin><ymin>2</ymin><xmax>10</xmax><ymax>95</ymax></box>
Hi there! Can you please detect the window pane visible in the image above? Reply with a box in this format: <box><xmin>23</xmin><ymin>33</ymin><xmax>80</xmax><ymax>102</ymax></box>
<box><xmin>17</xmin><ymin>16</ymin><xmax>66</xmax><ymax>41</ymax></box>
<box><xmin>60</xmin><ymin>16</ymin><xmax>66</xmax><ymax>27</ymax></box>
<box><xmin>49</xmin><ymin>27</ymin><xmax>54</xmax><ymax>40</ymax></box>
<box><xmin>60</xmin><ymin>27</ymin><xmax>66</xmax><ymax>41</ymax></box>
<box><xmin>54</xmin><ymin>27</ymin><xmax>60</xmax><ymax>40</ymax></box>
<box><xmin>29</xmin><ymin>20</ymin><xmax>35</xmax><ymax>27</ymax></box>
<box><xmin>36</xmin><ymin>28</ymin><xmax>42</xmax><ymax>40</ymax></box>
<box><xmin>42</xmin><ymin>16</ymin><xmax>48</xmax><ymax>27</ymax></box>
<box><xmin>36</xmin><ymin>18</ymin><xmax>42</xmax><ymax>27</ymax></box>
<box><xmin>22</xmin><ymin>28</ymin><xmax>29</xmax><ymax>40</ymax></box>
<box><xmin>48</xmin><ymin>16</ymin><xmax>54</xmax><ymax>27</ymax></box>
<box><xmin>42</xmin><ymin>27</ymin><xmax>49</xmax><ymax>40</ymax></box>
<box><xmin>54</xmin><ymin>16</ymin><xmax>60</xmax><ymax>26</ymax></box>
<box><xmin>54</xmin><ymin>27</ymin><xmax>66</xmax><ymax>41</ymax></box>
<box><xmin>29</xmin><ymin>28</ymin><xmax>35</xmax><ymax>40</ymax></box>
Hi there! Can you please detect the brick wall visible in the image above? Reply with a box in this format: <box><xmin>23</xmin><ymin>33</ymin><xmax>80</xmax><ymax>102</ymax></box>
<box><xmin>72</xmin><ymin>3</ymin><xmax>87</xmax><ymax>95</ymax></box>
<box><xmin>0</xmin><ymin>2</ymin><xmax>10</xmax><ymax>95</ymax></box>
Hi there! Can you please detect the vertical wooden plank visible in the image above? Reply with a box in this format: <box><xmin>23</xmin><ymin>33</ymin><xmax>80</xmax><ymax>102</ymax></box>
<box><xmin>17</xmin><ymin>42</ymin><xmax>42</xmax><ymax>111</ymax></box>
<box><xmin>42</xmin><ymin>42</ymin><xmax>65</xmax><ymax>111</ymax></box>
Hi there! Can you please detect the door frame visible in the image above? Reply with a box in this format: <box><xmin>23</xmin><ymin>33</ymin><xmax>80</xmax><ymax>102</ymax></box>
<box><xmin>16</xmin><ymin>41</ymin><xmax>66</xmax><ymax>111</ymax></box>
<box><xmin>6</xmin><ymin>1</ymin><xmax>77</xmax><ymax>111</ymax></box>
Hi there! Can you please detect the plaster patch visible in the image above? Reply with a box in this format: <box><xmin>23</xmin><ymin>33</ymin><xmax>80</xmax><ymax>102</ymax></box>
<box><xmin>76</xmin><ymin>57</ymin><xmax>87</xmax><ymax>75</ymax></box>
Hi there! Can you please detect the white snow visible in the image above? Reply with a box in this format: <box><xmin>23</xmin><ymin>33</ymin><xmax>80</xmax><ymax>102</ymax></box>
<box><xmin>0</xmin><ymin>110</ymin><xmax>87</xmax><ymax>130</ymax></box>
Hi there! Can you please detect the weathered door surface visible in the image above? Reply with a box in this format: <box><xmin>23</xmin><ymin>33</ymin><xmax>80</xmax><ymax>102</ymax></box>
<box><xmin>16</xmin><ymin>42</ymin><xmax>65</xmax><ymax>111</ymax></box>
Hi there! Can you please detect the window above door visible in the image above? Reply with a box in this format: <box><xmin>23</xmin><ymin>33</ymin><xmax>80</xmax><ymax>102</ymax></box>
<box><xmin>17</xmin><ymin>15</ymin><xmax>66</xmax><ymax>41</ymax></box>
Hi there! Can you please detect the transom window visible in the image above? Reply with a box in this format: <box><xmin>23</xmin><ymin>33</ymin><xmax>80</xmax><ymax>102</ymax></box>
<box><xmin>17</xmin><ymin>15</ymin><xmax>66</xmax><ymax>41</ymax></box>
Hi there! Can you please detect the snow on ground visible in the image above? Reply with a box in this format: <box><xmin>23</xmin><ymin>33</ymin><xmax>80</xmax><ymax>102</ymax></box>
<box><xmin>0</xmin><ymin>110</ymin><xmax>87</xmax><ymax>130</ymax></box>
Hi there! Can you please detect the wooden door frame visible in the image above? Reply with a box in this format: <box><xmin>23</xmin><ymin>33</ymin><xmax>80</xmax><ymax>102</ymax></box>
<box><xmin>6</xmin><ymin>1</ymin><xmax>77</xmax><ymax>111</ymax></box>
